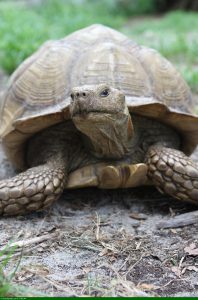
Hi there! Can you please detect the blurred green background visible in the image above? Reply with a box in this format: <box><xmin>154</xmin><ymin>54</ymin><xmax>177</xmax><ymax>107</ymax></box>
<box><xmin>0</xmin><ymin>0</ymin><xmax>197</xmax><ymax>92</ymax></box>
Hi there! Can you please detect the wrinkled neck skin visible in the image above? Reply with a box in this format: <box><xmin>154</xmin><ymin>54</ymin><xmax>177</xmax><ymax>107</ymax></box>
<box><xmin>73</xmin><ymin>106</ymin><xmax>133</xmax><ymax>160</ymax></box>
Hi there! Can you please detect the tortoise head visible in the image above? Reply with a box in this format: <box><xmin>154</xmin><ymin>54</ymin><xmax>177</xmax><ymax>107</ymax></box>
<box><xmin>70</xmin><ymin>84</ymin><xmax>134</xmax><ymax>159</ymax></box>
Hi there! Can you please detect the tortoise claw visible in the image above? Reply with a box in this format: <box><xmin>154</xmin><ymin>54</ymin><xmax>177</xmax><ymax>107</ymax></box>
<box><xmin>98</xmin><ymin>163</ymin><xmax>149</xmax><ymax>189</ymax></box>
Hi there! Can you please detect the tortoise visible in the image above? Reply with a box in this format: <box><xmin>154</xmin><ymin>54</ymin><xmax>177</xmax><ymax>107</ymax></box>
<box><xmin>0</xmin><ymin>24</ymin><xmax>198</xmax><ymax>216</ymax></box>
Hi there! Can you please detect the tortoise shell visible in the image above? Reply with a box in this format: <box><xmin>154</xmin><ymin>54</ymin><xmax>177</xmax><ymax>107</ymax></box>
<box><xmin>0</xmin><ymin>24</ymin><xmax>197</xmax><ymax>177</ymax></box>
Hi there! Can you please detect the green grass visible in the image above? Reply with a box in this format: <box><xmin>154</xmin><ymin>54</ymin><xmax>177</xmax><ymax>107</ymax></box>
<box><xmin>0</xmin><ymin>0</ymin><xmax>125</xmax><ymax>73</ymax></box>
<box><xmin>0</xmin><ymin>1</ymin><xmax>197</xmax><ymax>92</ymax></box>
<box><xmin>0</xmin><ymin>243</ymin><xmax>27</xmax><ymax>297</ymax></box>
<box><xmin>122</xmin><ymin>11</ymin><xmax>198</xmax><ymax>92</ymax></box>
<box><xmin>0</xmin><ymin>242</ymin><xmax>45</xmax><ymax>297</ymax></box>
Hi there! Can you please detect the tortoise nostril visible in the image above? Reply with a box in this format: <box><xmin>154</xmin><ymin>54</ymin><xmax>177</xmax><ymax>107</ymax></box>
<box><xmin>70</xmin><ymin>93</ymin><xmax>74</xmax><ymax>100</ymax></box>
<box><xmin>76</xmin><ymin>92</ymin><xmax>79</xmax><ymax>97</ymax></box>
<box><xmin>82</xmin><ymin>92</ymin><xmax>86</xmax><ymax>97</ymax></box>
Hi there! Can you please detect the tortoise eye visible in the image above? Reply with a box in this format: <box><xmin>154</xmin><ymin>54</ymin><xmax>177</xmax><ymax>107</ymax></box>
<box><xmin>100</xmin><ymin>89</ymin><xmax>109</xmax><ymax>97</ymax></box>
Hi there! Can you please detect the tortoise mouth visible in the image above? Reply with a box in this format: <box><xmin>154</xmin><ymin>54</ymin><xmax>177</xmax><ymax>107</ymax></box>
<box><xmin>71</xmin><ymin>109</ymin><xmax>117</xmax><ymax>118</ymax></box>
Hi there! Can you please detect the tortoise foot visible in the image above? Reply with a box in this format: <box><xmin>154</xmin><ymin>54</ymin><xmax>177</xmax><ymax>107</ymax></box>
<box><xmin>66</xmin><ymin>162</ymin><xmax>149</xmax><ymax>189</ymax></box>
<box><xmin>0</xmin><ymin>164</ymin><xmax>66</xmax><ymax>216</ymax></box>
<box><xmin>98</xmin><ymin>163</ymin><xmax>149</xmax><ymax>189</ymax></box>
<box><xmin>145</xmin><ymin>145</ymin><xmax>198</xmax><ymax>204</ymax></box>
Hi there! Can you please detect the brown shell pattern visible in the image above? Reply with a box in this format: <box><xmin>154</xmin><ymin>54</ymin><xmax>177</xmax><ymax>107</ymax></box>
<box><xmin>0</xmin><ymin>24</ymin><xmax>194</xmax><ymax>136</ymax></box>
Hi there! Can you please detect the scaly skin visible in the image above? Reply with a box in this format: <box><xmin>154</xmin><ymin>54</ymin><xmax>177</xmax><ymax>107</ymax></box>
<box><xmin>145</xmin><ymin>145</ymin><xmax>198</xmax><ymax>204</ymax></box>
<box><xmin>0</xmin><ymin>83</ymin><xmax>198</xmax><ymax>216</ymax></box>
<box><xmin>0</xmin><ymin>163</ymin><xmax>66</xmax><ymax>216</ymax></box>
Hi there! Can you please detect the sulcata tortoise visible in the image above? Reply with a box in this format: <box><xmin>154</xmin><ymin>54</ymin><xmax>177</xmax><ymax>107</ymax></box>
<box><xmin>0</xmin><ymin>24</ymin><xmax>198</xmax><ymax>216</ymax></box>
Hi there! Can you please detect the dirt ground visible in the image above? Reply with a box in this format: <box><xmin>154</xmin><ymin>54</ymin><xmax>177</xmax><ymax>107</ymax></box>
<box><xmin>0</xmin><ymin>73</ymin><xmax>198</xmax><ymax>297</ymax></box>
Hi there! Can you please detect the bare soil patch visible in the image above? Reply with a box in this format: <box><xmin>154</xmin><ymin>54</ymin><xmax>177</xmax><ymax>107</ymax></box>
<box><xmin>0</xmin><ymin>144</ymin><xmax>198</xmax><ymax>297</ymax></box>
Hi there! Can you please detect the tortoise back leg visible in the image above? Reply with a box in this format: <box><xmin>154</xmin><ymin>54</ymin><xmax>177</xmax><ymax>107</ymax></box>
<box><xmin>0</xmin><ymin>161</ymin><xmax>66</xmax><ymax>216</ymax></box>
<box><xmin>145</xmin><ymin>145</ymin><xmax>198</xmax><ymax>204</ymax></box>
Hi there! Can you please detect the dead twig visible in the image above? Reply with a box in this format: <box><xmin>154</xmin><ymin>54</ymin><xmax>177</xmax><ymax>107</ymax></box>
<box><xmin>94</xmin><ymin>212</ymin><xmax>101</xmax><ymax>241</ymax></box>
<box><xmin>156</xmin><ymin>210</ymin><xmax>198</xmax><ymax>229</ymax></box>
<box><xmin>0</xmin><ymin>230</ymin><xmax>60</xmax><ymax>252</ymax></box>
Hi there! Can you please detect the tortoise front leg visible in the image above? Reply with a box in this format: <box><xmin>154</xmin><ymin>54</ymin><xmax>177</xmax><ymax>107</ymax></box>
<box><xmin>145</xmin><ymin>145</ymin><xmax>198</xmax><ymax>204</ymax></box>
<box><xmin>0</xmin><ymin>162</ymin><xmax>67</xmax><ymax>216</ymax></box>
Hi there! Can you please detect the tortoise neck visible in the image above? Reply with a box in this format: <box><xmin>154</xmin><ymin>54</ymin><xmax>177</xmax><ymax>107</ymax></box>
<box><xmin>73</xmin><ymin>110</ymin><xmax>134</xmax><ymax>160</ymax></box>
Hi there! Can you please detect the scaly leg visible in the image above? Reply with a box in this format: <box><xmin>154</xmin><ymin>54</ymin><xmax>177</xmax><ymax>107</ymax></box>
<box><xmin>0</xmin><ymin>161</ymin><xmax>66</xmax><ymax>216</ymax></box>
<box><xmin>145</xmin><ymin>145</ymin><xmax>198</xmax><ymax>204</ymax></box>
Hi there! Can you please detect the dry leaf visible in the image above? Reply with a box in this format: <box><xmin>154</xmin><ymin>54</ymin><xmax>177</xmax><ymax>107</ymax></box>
<box><xmin>186</xmin><ymin>266</ymin><xmax>198</xmax><ymax>272</ymax></box>
<box><xmin>129</xmin><ymin>213</ymin><xmax>147</xmax><ymax>220</ymax></box>
<box><xmin>98</xmin><ymin>248</ymin><xmax>108</xmax><ymax>257</ymax></box>
<box><xmin>25</xmin><ymin>265</ymin><xmax>50</xmax><ymax>276</ymax></box>
<box><xmin>184</xmin><ymin>243</ymin><xmax>198</xmax><ymax>256</ymax></box>
<box><xmin>138</xmin><ymin>283</ymin><xmax>159</xmax><ymax>291</ymax></box>
<box><xmin>82</xmin><ymin>267</ymin><xmax>91</xmax><ymax>274</ymax></box>
<box><xmin>170</xmin><ymin>229</ymin><xmax>177</xmax><ymax>234</ymax></box>
<box><xmin>15</xmin><ymin>271</ymin><xmax>34</xmax><ymax>282</ymax></box>
<box><xmin>171</xmin><ymin>266</ymin><xmax>181</xmax><ymax>277</ymax></box>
